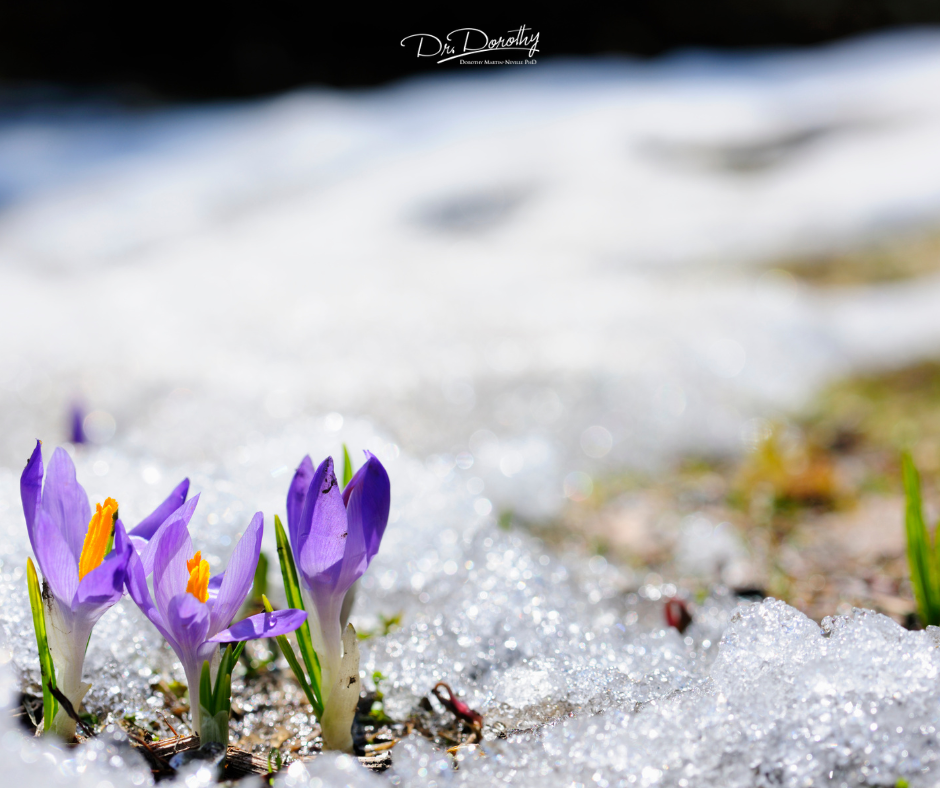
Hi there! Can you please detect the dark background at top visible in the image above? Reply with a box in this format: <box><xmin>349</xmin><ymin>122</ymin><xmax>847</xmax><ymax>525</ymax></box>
<box><xmin>2</xmin><ymin>2</ymin><xmax>938</xmax><ymax>100</ymax></box>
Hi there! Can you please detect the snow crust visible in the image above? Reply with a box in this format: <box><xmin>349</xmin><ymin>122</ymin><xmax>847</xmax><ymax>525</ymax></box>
<box><xmin>0</xmin><ymin>425</ymin><xmax>939</xmax><ymax>787</ymax></box>
<box><xmin>1</xmin><ymin>29</ymin><xmax>940</xmax><ymax>788</ymax></box>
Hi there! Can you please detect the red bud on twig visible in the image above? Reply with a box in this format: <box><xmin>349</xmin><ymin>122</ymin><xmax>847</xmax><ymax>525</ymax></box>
<box><xmin>664</xmin><ymin>598</ymin><xmax>693</xmax><ymax>634</ymax></box>
<box><xmin>432</xmin><ymin>682</ymin><xmax>483</xmax><ymax>730</ymax></box>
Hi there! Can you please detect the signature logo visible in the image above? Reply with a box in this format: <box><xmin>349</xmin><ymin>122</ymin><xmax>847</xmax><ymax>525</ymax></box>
<box><xmin>401</xmin><ymin>26</ymin><xmax>539</xmax><ymax>65</ymax></box>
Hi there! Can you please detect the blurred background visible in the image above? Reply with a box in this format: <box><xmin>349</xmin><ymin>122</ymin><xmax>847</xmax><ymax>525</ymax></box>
<box><xmin>4</xmin><ymin>4</ymin><xmax>940</xmax><ymax>621</ymax></box>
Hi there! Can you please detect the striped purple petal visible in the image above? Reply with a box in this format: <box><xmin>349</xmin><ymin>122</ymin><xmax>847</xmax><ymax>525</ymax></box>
<box><xmin>32</xmin><ymin>508</ymin><xmax>79</xmax><ymax>604</ymax></box>
<box><xmin>287</xmin><ymin>455</ymin><xmax>315</xmax><ymax>549</ymax></box>
<box><xmin>130</xmin><ymin>478</ymin><xmax>191</xmax><ymax>540</ymax></box>
<box><xmin>343</xmin><ymin>451</ymin><xmax>390</xmax><ymax>567</ymax></box>
<box><xmin>40</xmin><ymin>447</ymin><xmax>91</xmax><ymax>562</ymax></box>
<box><xmin>208</xmin><ymin>512</ymin><xmax>262</xmax><ymax>637</ymax></box>
<box><xmin>138</xmin><ymin>495</ymin><xmax>199</xmax><ymax>576</ymax></box>
<box><xmin>209</xmin><ymin>608</ymin><xmax>307</xmax><ymax>643</ymax></box>
<box><xmin>152</xmin><ymin>519</ymin><xmax>194</xmax><ymax>622</ymax></box>
<box><xmin>74</xmin><ymin>519</ymin><xmax>132</xmax><ymax>622</ymax></box>
<box><xmin>20</xmin><ymin>440</ymin><xmax>43</xmax><ymax>554</ymax></box>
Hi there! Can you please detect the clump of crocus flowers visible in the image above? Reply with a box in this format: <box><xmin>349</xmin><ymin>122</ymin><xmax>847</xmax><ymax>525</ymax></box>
<box><xmin>21</xmin><ymin>440</ymin><xmax>188</xmax><ymax>739</ymax></box>
<box><xmin>21</xmin><ymin>439</ymin><xmax>391</xmax><ymax>756</ymax></box>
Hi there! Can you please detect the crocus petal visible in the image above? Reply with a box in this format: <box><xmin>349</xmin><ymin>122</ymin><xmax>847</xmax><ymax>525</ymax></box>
<box><xmin>343</xmin><ymin>451</ymin><xmax>390</xmax><ymax>566</ymax></box>
<box><xmin>130</xmin><ymin>478</ymin><xmax>191</xmax><ymax>540</ymax></box>
<box><xmin>33</xmin><ymin>509</ymin><xmax>79</xmax><ymax>605</ymax></box>
<box><xmin>287</xmin><ymin>455</ymin><xmax>315</xmax><ymax>549</ymax></box>
<box><xmin>69</xmin><ymin>404</ymin><xmax>87</xmax><ymax>445</ymax></box>
<box><xmin>152</xmin><ymin>519</ymin><xmax>195</xmax><ymax>621</ymax></box>
<box><xmin>209</xmin><ymin>608</ymin><xmax>307</xmax><ymax>643</ymax></box>
<box><xmin>40</xmin><ymin>447</ymin><xmax>92</xmax><ymax>562</ymax></box>
<box><xmin>129</xmin><ymin>534</ymin><xmax>148</xmax><ymax>555</ymax></box>
<box><xmin>298</xmin><ymin>457</ymin><xmax>349</xmax><ymax>585</ymax></box>
<box><xmin>207</xmin><ymin>572</ymin><xmax>225</xmax><ymax>601</ymax></box>
<box><xmin>138</xmin><ymin>495</ymin><xmax>199</xmax><ymax>576</ymax></box>
<box><xmin>333</xmin><ymin>500</ymin><xmax>368</xmax><ymax>597</ymax></box>
<box><xmin>20</xmin><ymin>440</ymin><xmax>43</xmax><ymax>551</ymax></box>
<box><xmin>74</xmin><ymin>519</ymin><xmax>132</xmax><ymax>622</ymax></box>
<box><xmin>124</xmin><ymin>544</ymin><xmax>177</xmax><ymax>650</ymax></box>
<box><xmin>208</xmin><ymin>512</ymin><xmax>262</xmax><ymax>637</ymax></box>
<box><xmin>166</xmin><ymin>593</ymin><xmax>210</xmax><ymax>659</ymax></box>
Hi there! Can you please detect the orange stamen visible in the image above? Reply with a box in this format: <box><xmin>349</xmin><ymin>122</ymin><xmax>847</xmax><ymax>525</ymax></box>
<box><xmin>78</xmin><ymin>497</ymin><xmax>118</xmax><ymax>581</ymax></box>
<box><xmin>185</xmin><ymin>552</ymin><xmax>210</xmax><ymax>603</ymax></box>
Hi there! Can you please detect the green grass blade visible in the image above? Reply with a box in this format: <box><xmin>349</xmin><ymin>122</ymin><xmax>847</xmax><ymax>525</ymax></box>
<box><xmin>274</xmin><ymin>514</ymin><xmax>304</xmax><ymax>611</ymax></box>
<box><xmin>104</xmin><ymin>508</ymin><xmax>118</xmax><ymax>558</ymax></box>
<box><xmin>276</xmin><ymin>631</ymin><xmax>322</xmax><ymax>717</ymax></box>
<box><xmin>220</xmin><ymin>672</ymin><xmax>231</xmax><ymax>716</ymax></box>
<box><xmin>214</xmin><ymin>646</ymin><xmax>234</xmax><ymax>709</ymax></box>
<box><xmin>252</xmin><ymin>552</ymin><xmax>269</xmax><ymax>604</ymax></box>
<box><xmin>200</xmin><ymin>660</ymin><xmax>214</xmax><ymax>715</ymax></box>
<box><xmin>902</xmin><ymin>453</ymin><xmax>940</xmax><ymax>625</ymax></box>
<box><xmin>262</xmin><ymin>594</ymin><xmax>323</xmax><ymax>717</ymax></box>
<box><xmin>342</xmin><ymin>444</ymin><xmax>354</xmax><ymax>488</ymax></box>
<box><xmin>27</xmin><ymin>558</ymin><xmax>58</xmax><ymax>731</ymax></box>
<box><xmin>274</xmin><ymin>515</ymin><xmax>322</xmax><ymax>693</ymax></box>
<box><xmin>231</xmin><ymin>641</ymin><xmax>246</xmax><ymax>665</ymax></box>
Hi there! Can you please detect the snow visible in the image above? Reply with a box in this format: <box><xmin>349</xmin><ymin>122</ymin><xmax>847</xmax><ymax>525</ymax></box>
<box><xmin>1</xmin><ymin>28</ymin><xmax>940</xmax><ymax>787</ymax></box>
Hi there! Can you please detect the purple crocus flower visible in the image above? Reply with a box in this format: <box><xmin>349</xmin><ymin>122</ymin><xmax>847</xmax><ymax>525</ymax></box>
<box><xmin>124</xmin><ymin>502</ymin><xmax>306</xmax><ymax>738</ymax></box>
<box><xmin>286</xmin><ymin>452</ymin><xmax>390</xmax><ymax>705</ymax></box>
<box><xmin>19</xmin><ymin>440</ymin><xmax>189</xmax><ymax>739</ymax></box>
<box><xmin>69</xmin><ymin>403</ymin><xmax>87</xmax><ymax>445</ymax></box>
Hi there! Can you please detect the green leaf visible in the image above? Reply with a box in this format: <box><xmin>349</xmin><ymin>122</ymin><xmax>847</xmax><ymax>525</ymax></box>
<box><xmin>342</xmin><ymin>444</ymin><xmax>354</xmax><ymax>488</ymax></box>
<box><xmin>214</xmin><ymin>646</ymin><xmax>234</xmax><ymax>710</ymax></box>
<box><xmin>220</xmin><ymin>672</ymin><xmax>232</xmax><ymax>716</ymax></box>
<box><xmin>199</xmin><ymin>660</ymin><xmax>214</xmax><ymax>716</ymax></box>
<box><xmin>252</xmin><ymin>552</ymin><xmax>269</xmax><ymax>604</ymax></box>
<box><xmin>104</xmin><ymin>507</ymin><xmax>118</xmax><ymax>558</ymax></box>
<box><xmin>274</xmin><ymin>515</ymin><xmax>303</xmax><ymax>611</ymax></box>
<box><xmin>274</xmin><ymin>515</ymin><xmax>322</xmax><ymax>694</ymax></box>
<box><xmin>27</xmin><ymin>559</ymin><xmax>58</xmax><ymax>732</ymax></box>
<box><xmin>903</xmin><ymin>453</ymin><xmax>940</xmax><ymax>626</ymax></box>
<box><xmin>198</xmin><ymin>707</ymin><xmax>230</xmax><ymax>748</ymax></box>
<box><xmin>262</xmin><ymin>594</ymin><xmax>323</xmax><ymax>718</ymax></box>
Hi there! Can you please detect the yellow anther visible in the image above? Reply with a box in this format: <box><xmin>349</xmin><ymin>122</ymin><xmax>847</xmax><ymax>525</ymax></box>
<box><xmin>78</xmin><ymin>497</ymin><xmax>118</xmax><ymax>581</ymax></box>
<box><xmin>185</xmin><ymin>552</ymin><xmax>210</xmax><ymax>603</ymax></box>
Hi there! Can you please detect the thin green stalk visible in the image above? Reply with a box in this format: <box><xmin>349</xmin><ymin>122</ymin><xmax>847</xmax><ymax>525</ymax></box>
<box><xmin>342</xmin><ymin>444</ymin><xmax>354</xmax><ymax>488</ymax></box>
<box><xmin>199</xmin><ymin>660</ymin><xmax>213</xmax><ymax>717</ymax></box>
<box><xmin>104</xmin><ymin>508</ymin><xmax>118</xmax><ymax>558</ymax></box>
<box><xmin>274</xmin><ymin>515</ymin><xmax>322</xmax><ymax>694</ymax></box>
<box><xmin>903</xmin><ymin>453</ymin><xmax>940</xmax><ymax>626</ymax></box>
<box><xmin>262</xmin><ymin>595</ymin><xmax>323</xmax><ymax>717</ymax></box>
<box><xmin>26</xmin><ymin>558</ymin><xmax>58</xmax><ymax>732</ymax></box>
<box><xmin>198</xmin><ymin>644</ymin><xmax>239</xmax><ymax>747</ymax></box>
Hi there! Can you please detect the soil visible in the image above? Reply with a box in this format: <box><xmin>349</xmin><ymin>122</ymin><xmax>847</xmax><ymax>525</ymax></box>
<box><xmin>549</xmin><ymin>361</ymin><xmax>940</xmax><ymax>626</ymax></box>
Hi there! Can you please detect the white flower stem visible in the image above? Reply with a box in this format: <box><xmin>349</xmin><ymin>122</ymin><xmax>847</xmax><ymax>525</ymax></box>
<box><xmin>43</xmin><ymin>597</ymin><xmax>92</xmax><ymax>740</ymax></box>
<box><xmin>319</xmin><ymin>624</ymin><xmax>360</xmax><ymax>752</ymax></box>
<box><xmin>302</xmin><ymin>589</ymin><xmax>343</xmax><ymax>705</ymax></box>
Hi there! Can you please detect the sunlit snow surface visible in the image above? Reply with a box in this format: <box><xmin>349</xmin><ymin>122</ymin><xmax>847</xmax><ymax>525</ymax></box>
<box><xmin>2</xmin><ymin>29</ymin><xmax>940</xmax><ymax>787</ymax></box>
